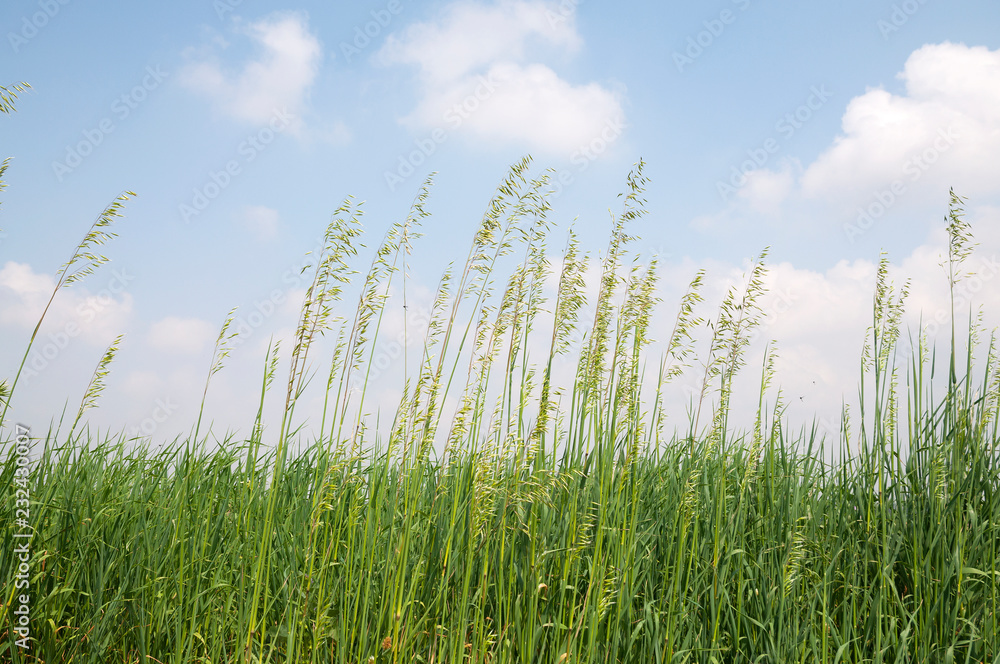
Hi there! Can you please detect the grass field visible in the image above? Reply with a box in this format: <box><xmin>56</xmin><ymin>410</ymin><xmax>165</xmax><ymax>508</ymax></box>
<box><xmin>2</xmin><ymin>159</ymin><xmax>999</xmax><ymax>662</ymax></box>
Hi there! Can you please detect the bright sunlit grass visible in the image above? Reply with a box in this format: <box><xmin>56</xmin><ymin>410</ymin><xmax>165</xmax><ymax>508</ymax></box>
<box><xmin>1</xmin><ymin>159</ymin><xmax>998</xmax><ymax>663</ymax></box>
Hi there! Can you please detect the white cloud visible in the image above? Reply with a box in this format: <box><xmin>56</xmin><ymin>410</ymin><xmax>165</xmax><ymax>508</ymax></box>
<box><xmin>696</xmin><ymin>42</ymin><xmax>1000</xmax><ymax>234</ymax></box>
<box><xmin>377</xmin><ymin>0</ymin><xmax>625</xmax><ymax>155</ymax></box>
<box><xmin>181</xmin><ymin>12</ymin><xmax>321</xmax><ymax>126</ymax></box>
<box><xmin>378</xmin><ymin>0</ymin><xmax>581</xmax><ymax>84</ymax></box>
<box><xmin>241</xmin><ymin>205</ymin><xmax>280</xmax><ymax>241</ymax></box>
<box><xmin>430</xmin><ymin>61</ymin><xmax>624</xmax><ymax>153</ymax></box>
<box><xmin>737</xmin><ymin>162</ymin><xmax>796</xmax><ymax>215</ymax></box>
<box><xmin>801</xmin><ymin>42</ymin><xmax>1000</xmax><ymax>206</ymax></box>
<box><xmin>147</xmin><ymin>317</ymin><xmax>216</xmax><ymax>354</ymax></box>
<box><xmin>657</xmin><ymin>205</ymin><xmax>1000</xmax><ymax>443</ymax></box>
<box><xmin>0</xmin><ymin>261</ymin><xmax>133</xmax><ymax>344</ymax></box>
<box><xmin>0</xmin><ymin>262</ymin><xmax>52</xmax><ymax>328</ymax></box>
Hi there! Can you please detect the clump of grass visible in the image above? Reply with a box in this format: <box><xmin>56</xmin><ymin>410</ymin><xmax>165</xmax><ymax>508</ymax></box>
<box><xmin>1</xmin><ymin>160</ymin><xmax>999</xmax><ymax>663</ymax></box>
<box><xmin>0</xmin><ymin>81</ymin><xmax>30</xmax><ymax>115</ymax></box>
<box><xmin>0</xmin><ymin>190</ymin><xmax>134</xmax><ymax>429</ymax></box>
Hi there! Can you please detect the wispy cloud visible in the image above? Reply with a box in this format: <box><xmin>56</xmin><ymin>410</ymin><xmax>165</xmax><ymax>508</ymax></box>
<box><xmin>180</xmin><ymin>12</ymin><xmax>322</xmax><ymax>128</ymax></box>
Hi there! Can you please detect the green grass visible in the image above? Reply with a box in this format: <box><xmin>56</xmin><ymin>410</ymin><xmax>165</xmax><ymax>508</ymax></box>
<box><xmin>1</xmin><ymin>160</ymin><xmax>998</xmax><ymax>663</ymax></box>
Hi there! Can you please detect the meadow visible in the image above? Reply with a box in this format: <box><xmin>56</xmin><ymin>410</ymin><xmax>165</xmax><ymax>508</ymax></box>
<box><xmin>1</xmin><ymin>156</ymin><xmax>999</xmax><ymax>663</ymax></box>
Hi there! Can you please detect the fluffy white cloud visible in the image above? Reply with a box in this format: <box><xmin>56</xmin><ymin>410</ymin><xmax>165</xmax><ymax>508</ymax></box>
<box><xmin>0</xmin><ymin>261</ymin><xmax>133</xmax><ymax>345</ymax></box>
<box><xmin>377</xmin><ymin>0</ymin><xmax>625</xmax><ymax>155</ymax></box>
<box><xmin>767</xmin><ymin>206</ymin><xmax>997</xmax><ymax>430</ymax></box>
<box><xmin>379</xmin><ymin>0</ymin><xmax>581</xmax><ymax>83</ymax></box>
<box><xmin>181</xmin><ymin>12</ymin><xmax>321</xmax><ymax>126</ymax></box>
<box><xmin>801</xmin><ymin>42</ymin><xmax>1000</xmax><ymax>207</ymax></box>
<box><xmin>425</xmin><ymin>61</ymin><xmax>625</xmax><ymax>153</ymax></box>
<box><xmin>696</xmin><ymin>42</ymin><xmax>1000</xmax><ymax>235</ymax></box>
<box><xmin>147</xmin><ymin>317</ymin><xmax>216</xmax><ymax>354</ymax></box>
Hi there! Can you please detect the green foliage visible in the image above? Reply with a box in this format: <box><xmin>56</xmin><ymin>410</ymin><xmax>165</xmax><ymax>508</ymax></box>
<box><xmin>68</xmin><ymin>334</ymin><xmax>125</xmax><ymax>440</ymax></box>
<box><xmin>0</xmin><ymin>82</ymin><xmax>30</xmax><ymax>115</ymax></box>
<box><xmin>0</xmin><ymin>191</ymin><xmax>134</xmax><ymax>430</ymax></box>
<box><xmin>1</xmin><ymin>167</ymin><xmax>998</xmax><ymax>663</ymax></box>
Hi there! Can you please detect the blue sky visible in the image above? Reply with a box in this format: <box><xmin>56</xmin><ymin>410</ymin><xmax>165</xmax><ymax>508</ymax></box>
<box><xmin>2</xmin><ymin>0</ymin><xmax>1000</xmax><ymax>446</ymax></box>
